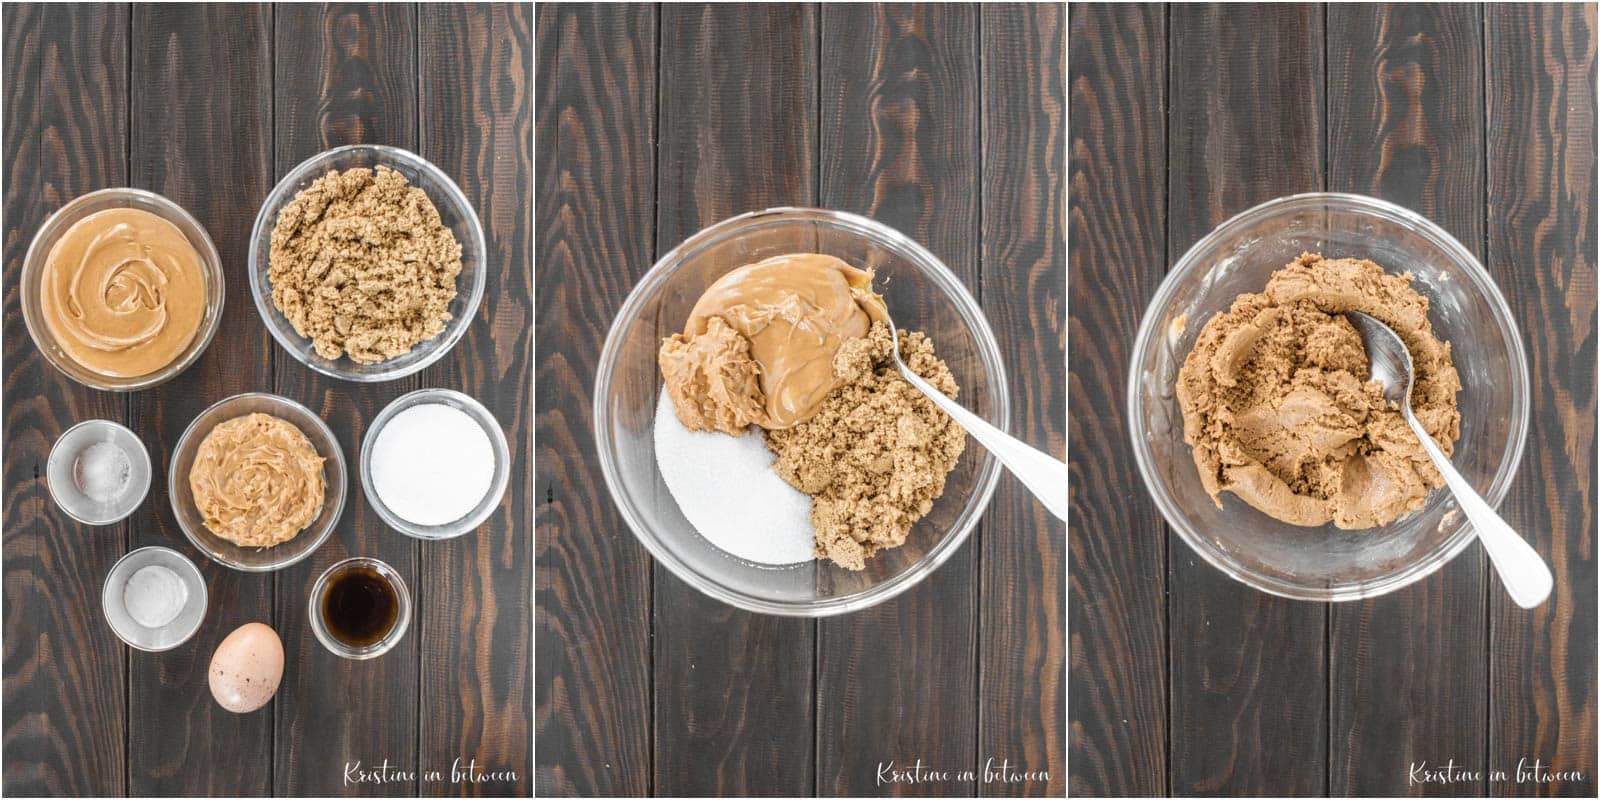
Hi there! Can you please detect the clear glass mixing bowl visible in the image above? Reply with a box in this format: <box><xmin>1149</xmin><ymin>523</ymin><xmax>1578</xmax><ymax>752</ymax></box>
<box><xmin>595</xmin><ymin>208</ymin><xmax>1010</xmax><ymax>616</ymax></box>
<box><xmin>1129</xmin><ymin>193</ymin><xmax>1530</xmax><ymax>601</ymax></box>
<box><xmin>21</xmin><ymin>188</ymin><xmax>226</xmax><ymax>391</ymax></box>
<box><xmin>248</xmin><ymin>145</ymin><xmax>486</xmax><ymax>382</ymax></box>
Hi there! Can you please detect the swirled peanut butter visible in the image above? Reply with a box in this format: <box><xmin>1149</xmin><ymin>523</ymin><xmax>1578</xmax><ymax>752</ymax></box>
<box><xmin>40</xmin><ymin>208</ymin><xmax>207</xmax><ymax>377</ymax></box>
<box><xmin>189</xmin><ymin>413</ymin><xmax>325</xmax><ymax>548</ymax></box>
<box><xmin>658</xmin><ymin>253</ymin><xmax>888</xmax><ymax>433</ymax></box>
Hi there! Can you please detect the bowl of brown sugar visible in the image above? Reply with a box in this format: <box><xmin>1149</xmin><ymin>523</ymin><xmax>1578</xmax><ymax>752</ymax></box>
<box><xmin>249</xmin><ymin>145</ymin><xmax>487</xmax><ymax>382</ymax></box>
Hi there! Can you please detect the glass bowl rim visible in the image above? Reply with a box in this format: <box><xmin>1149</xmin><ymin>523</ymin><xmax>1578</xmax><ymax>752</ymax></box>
<box><xmin>594</xmin><ymin>206</ymin><xmax>1011</xmax><ymax>617</ymax></box>
<box><xmin>46</xmin><ymin>418</ymin><xmax>154</xmax><ymax>526</ymax></box>
<box><xmin>101</xmin><ymin>545</ymin><xmax>209</xmax><ymax>653</ymax></box>
<box><xmin>1126</xmin><ymin>191</ymin><xmax>1532</xmax><ymax>602</ymax></box>
<box><xmin>358</xmin><ymin>387</ymin><xmax>512</xmax><ymax>540</ymax></box>
<box><xmin>168</xmin><ymin>391</ymin><xmax>347</xmax><ymax>572</ymax></box>
<box><xmin>307</xmin><ymin>555</ymin><xmax>412</xmax><ymax>660</ymax></box>
<box><xmin>247</xmin><ymin>143</ymin><xmax>488</xmax><ymax>383</ymax></box>
<box><xmin>21</xmin><ymin>187</ymin><xmax>228</xmax><ymax>392</ymax></box>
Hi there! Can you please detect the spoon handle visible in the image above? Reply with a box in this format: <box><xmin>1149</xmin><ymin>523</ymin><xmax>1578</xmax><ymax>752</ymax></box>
<box><xmin>1405</xmin><ymin>413</ymin><xmax>1552</xmax><ymax>609</ymax></box>
<box><xmin>896</xmin><ymin>367</ymin><xmax>1068</xmax><ymax>522</ymax></box>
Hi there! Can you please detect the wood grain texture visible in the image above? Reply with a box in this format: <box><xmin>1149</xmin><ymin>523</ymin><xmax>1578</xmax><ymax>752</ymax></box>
<box><xmin>652</xmin><ymin>4</ymin><xmax>818</xmax><ymax>796</ymax></box>
<box><xmin>1325</xmin><ymin>6</ymin><xmax>1491</xmax><ymax>796</ymax></box>
<box><xmin>533</xmin><ymin>3</ymin><xmax>656</xmax><ymax>796</ymax></box>
<box><xmin>271</xmin><ymin>5</ymin><xmax>421</xmax><ymax>795</ymax></box>
<box><xmin>1165</xmin><ymin>5</ymin><xmax>1329</xmax><ymax>795</ymax></box>
<box><xmin>1066</xmin><ymin>4</ymin><xmax>1168</xmax><ymax>797</ymax></box>
<box><xmin>0</xmin><ymin>4</ymin><xmax>129</xmax><ymax>796</ymax></box>
<box><xmin>815</xmin><ymin>4</ymin><xmax>981</xmax><ymax>795</ymax></box>
<box><xmin>126</xmin><ymin>4</ymin><xmax>275</xmax><ymax>795</ymax></box>
<box><xmin>417</xmin><ymin>3</ymin><xmax>533</xmax><ymax>795</ymax></box>
<box><xmin>1485</xmin><ymin>4</ymin><xmax>1598</xmax><ymax>797</ymax></box>
<box><xmin>978</xmin><ymin>4</ymin><xmax>1065</xmax><ymax>797</ymax></box>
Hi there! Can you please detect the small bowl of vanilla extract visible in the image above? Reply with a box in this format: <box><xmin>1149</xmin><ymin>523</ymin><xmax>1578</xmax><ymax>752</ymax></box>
<box><xmin>309</xmin><ymin>557</ymin><xmax>411</xmax><ymax>659</ymax></box>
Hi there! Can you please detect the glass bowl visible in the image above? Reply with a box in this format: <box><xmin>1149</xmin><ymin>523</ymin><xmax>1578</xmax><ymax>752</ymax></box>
<box><xmin>47</xmin><ymin>419</ymin><xmax>152</xmax><ymax>526</ymax></box>
<box><xmin>21</xmin><ymin>188</ymin><xmax>226</xmax><ymax>391</ymax></box>
<box><xmin>359</xmin><ymin>388</ymin><xmax>511</xmax><ymax>540</ymax></box>
<box><xmin>308</xmin><ymin>557</ymin><xmax>412</xmax><ymax>660</ymax></box>
<box><xmin>1129</xmin><ymin>193</ymin><xmax>1530</xmax><ymax>601</ymax></box>
<box><xmin>248</xmin><ymin>144</ymin><xmax>487</xmax><ymax>382</ymax></box>
<box><xmin>595</xmin><ymin>208</ymin><xmax>1010</xmax><ymax>617</ymax></box>
<box><xmin>168</xmin><ymin>393</ymin><xmax>347</xmax><ymax>571</ymax></box>
<box><xmin>102</xmin><ymin>546</ymin><xmax>208</xmax><ymax>652</ymax></box>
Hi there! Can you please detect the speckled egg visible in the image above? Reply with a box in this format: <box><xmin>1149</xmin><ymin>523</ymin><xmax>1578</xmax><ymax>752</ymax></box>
<box><xmin>208</xmin><ymin>622</ymin><xmax>284</xmax><ymax>713</ymax></box>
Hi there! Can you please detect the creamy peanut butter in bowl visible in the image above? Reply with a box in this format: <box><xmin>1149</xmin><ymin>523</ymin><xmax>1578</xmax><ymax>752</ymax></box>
<box><xmin>22</xmin><ymin>188</ymin><xmax>225</xmax><ymax>391</ymax></box>
<box><xmin>169</xmin><ymin>393</ymin><xmax>346</xmax><ymax>572</ymax></box>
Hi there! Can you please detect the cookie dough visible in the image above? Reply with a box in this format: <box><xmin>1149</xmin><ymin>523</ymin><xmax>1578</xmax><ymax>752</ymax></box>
<box><xmin>40</xmin><ymin>207</ymin><xmax>208</xmax><ymax>377</ymax></box>
<box><xmin>189</xmin><ymin>413</ymin><xmax>325</xmax><ymax>547</ymax></box>
<box><xmin>1176</xmin><ymin>253</ymin><xmax>1461</xmax><ymax>528</ymax></box>
<box><xmin>268</xmin><ymin>165</ymin><xmax>462</xmax><ymax>364</ymax></box>
<box><xmin>658</xmin><ymin>253</ymin><xmax>888</xmax><ymax>434</ymax></box>
<box><xmin>767</xmin><ymin>322</ymin><xmax>966</xmax><ymax>570</ymax></box>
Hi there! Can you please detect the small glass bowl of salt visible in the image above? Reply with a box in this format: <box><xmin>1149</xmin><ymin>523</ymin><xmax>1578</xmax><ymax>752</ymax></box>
<box><xmin>47</xmin><ymin>419</ymin><xmax>152</xmax><ymax>525</ymax></box>
<box><xmin>360</xmin><ymin>388</ymin><xmax>510</xmax><ymax>540</ymax></box>
<box><xmin>102</xmin><ymin>546</ymin><xmax>208</xmax><ymax>652</ymax></box>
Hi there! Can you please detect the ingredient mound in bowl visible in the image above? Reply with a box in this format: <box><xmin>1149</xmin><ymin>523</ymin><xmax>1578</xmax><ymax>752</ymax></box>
<box><xmin>1176</xmin><ymin>253</ymin><xmax>1461</xmax><ymax>528</ymax></box>
<box><xmin>767</xmin><ymin>322</ymin><xmax>966</xmax><ymax>570</ymax></box>
<box><xmin>189</xmin><ymin>413</ymin><xmax>325</xmax><ymax>547</ymax></box>
<box><xmin>655</xmin><ymin>253</ymin><xmax>965</xmax><ymax>570</ymax></box>
<box><xmin>269</xmin><ymin>165</ymin><xmax>462</xmax><ymax>364</ymax></box>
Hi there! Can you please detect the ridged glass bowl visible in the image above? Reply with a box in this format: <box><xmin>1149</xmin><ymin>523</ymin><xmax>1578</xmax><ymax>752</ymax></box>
<box><xmin>248</xmin><ymin>145</ymin><xmax>486</xmax><ymax>382</ymax></box>
<box><xmin>595</xmin><ymin>208</ymin><xmax>1010</xmax><ymax>616</ymax></box>
<box><xmin>1129</xmin><ymin>193</ymin><xmax>1530</xmax><ymax>601</ymax></box>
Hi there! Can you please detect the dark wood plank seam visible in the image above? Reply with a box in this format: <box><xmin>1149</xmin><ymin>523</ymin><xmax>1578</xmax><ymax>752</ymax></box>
<box><xmin>123</xmin><ymin>5</ymin><xmax>134</xmax><ymax>795</ymax></box>
<box><xmin>1161</xmin><ymin>3</ymin><xmax>1174</xmax><ymax>794</ymax></box>
<box><xmin>973</xmin><ymin>5</ymin><xmax>986</xmax><ymax>792</ymax></box>
<box><xmin>1480</xmin><ymin>5</ymin><xmax>1494</xmax><ymax>794</ymax></box>
<box><xmin>412</xmin><ymin>5</ymin><xmax>423</xmax><ymax>795</ymax></box>
<box><xmin>647</xmin><ymin>4</ymin><xmax>660</xmax><ymax>793</ymax></box>
<box><xmin>267</xmin><ymin>5</ymin><xmax>277</xmax><ymax>795</ymax></box>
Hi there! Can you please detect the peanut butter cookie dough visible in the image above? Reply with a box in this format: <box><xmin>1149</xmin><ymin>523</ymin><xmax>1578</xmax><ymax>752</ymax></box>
<box><xmin>190</xmin><ymin>413</ymin><xmax>325</xmax><ymax>547</ymax></box>
<box><xmin>268</xmin><ymin>165</ymin><xmax>462</xmax><ymax>364</ymax></box>
<box><xmin>767</xmin><ymin>322</ymin><xmax>966</xmax><ymax>570</ymax></box>
<box><xmin>1176</xmin><ymin>253</ymin><xmax>1462</xmax><ymax>529</ymax></box>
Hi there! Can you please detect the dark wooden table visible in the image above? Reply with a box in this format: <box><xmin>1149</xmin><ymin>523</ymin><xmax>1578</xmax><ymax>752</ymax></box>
<box><xmin>1070</xmin><ymin>3</ymin><xmax>1596</xmax><ymax>796</ymax></box>
<box><xmin>536</xmin><ymin>3</ymin><xmax>1064</xmax><ymax>796</ymax></box>
<box><xmin>2</xmin><ymin>4</ymin><xmax>531</xmax><ymax>796</ymax></box>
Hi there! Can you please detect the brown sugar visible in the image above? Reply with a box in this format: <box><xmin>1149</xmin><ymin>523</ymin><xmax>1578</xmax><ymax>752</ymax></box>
<box><xmin>268</xmin><ymin>165</ymin><xmax>462</xmax><ymax>364</ymax></box>
<box><xmin>765</xmin><ymin>323</ymin><xmax>966</xmax><ymax>570</ymax></box>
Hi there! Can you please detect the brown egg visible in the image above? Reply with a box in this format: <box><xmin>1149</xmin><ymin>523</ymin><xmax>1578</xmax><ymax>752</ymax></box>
<box><xmin>208</xmin><ymin>622</ymin><xmax>284</xmax><ymax>713</ymax></box>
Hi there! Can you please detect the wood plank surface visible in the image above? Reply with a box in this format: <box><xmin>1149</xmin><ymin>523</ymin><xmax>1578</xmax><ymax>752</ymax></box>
<box><xmin>533</xmin><ymin>3</ymin><xmax>657</xmax><ymax>797</ymax></box>
<box><xmin>978</xmin><ymin>4</ymin><xmax>1066</xmax><ymax>797</ymax></box>
<box><xmin>1065</xmin><ymin>3</ymin><xmax>1168</xmax><ymax>797</ymax></box>
<box><xmin>1</xmin><ymin>4</ymin><xmax>531</xmax><ymax>796</ymax></box>
<box><xmin>126</xmin><ymin>4</ymin><xmax>275</xmax><ymax>795</ymax></box>
<box><xmin>0</xmin><ymin>4</ymin><xmax>130</xmax><ymax>796</ymax></box>
<box><xmin>1485</xmin><ymin>4</ymin><xmax>1598</xmax><ymax>797</ymax></box>
<box><xmin>416</xmin><ymin>3</ymin><xmax>533</xmax><ymax>796</ymax></box>
<box><xmin>651</xmin><ymin>5</ymin><xmax>819</xmax><ymax>795</ymax></box>
<box><xmin>1165</xmin><ymin>5</ymin><xmax>1329</xmax><ymax>795</ymax></box>
<box><xmin>1324</xmin><ymin>6</ymin><xmax>1490</xmax><ymax>796</ymax></box>
<box><xmin>815</xmin><ymin>4</ymin><xmax>981</xmax><ymax>795</ymax></box>
<box><xmin>270</xmin><ymin>5</ymin><xmax>422</xmax><ymax>795</ymax></box>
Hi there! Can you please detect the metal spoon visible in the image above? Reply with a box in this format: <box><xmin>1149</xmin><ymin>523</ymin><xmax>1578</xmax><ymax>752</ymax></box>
<box><xmin>884</xmin><ymin>318</ymin><xmax>1068</xmax><ymax>522</ymax></box>
<box><xmin>1344</xmin><ymin>311</ymin><xmax>1551</xmax><ymax>608</ymax></box>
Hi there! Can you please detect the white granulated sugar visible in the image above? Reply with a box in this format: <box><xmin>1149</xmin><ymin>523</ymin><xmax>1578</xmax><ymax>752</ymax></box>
<box><xmin>653</xmin><ymin>390</ymin><xmax>814</xmax><ymax>565</ymax></box>
<box><xmin>371</xmin><ymin>403</ymin><xmax>496</xmax><ymax>526</ymax></box>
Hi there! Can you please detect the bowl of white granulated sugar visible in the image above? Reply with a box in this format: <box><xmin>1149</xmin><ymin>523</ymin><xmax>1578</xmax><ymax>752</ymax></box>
<box><xmin>361</xmin><ymin>388</ymin><xmax>510</xmax><ymax>539</ymax></box>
